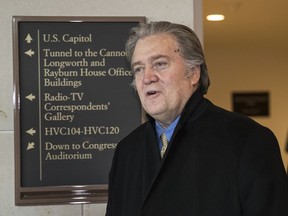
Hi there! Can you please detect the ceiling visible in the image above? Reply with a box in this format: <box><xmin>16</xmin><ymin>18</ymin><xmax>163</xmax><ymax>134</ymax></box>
<box><xmin>203</xmin><ymin>0</ymin><xmax>288</xmax><ymax>49</ymax></box>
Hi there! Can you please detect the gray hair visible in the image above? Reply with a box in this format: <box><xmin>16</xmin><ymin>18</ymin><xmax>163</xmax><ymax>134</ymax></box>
<box><xmin>125</xmin><ymin>21</ymin><xmax>210</xmax><ymax>94</ymax></box>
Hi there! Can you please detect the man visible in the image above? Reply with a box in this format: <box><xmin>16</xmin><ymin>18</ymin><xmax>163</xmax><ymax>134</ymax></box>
<box><xmin>106</xmin><ymin>21</ymin><xmax>288</xmax><ymax>216</ymax></box>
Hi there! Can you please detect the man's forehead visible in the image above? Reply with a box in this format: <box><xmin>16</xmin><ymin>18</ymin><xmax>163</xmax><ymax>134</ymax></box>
<box><xmin>132</xmin><ymin>35</ymin><xmax>180</xmax><ymax>64</ymax></box>
<box><xmin>137</xmin><ymin>34</ymin><xmax>178</xmax><ymax>49</ymax></box>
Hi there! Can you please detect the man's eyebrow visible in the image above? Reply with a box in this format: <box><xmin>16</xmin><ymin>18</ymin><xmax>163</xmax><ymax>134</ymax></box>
<box><xmin>131</xmin><ymin>55</ymin><xmax>169</xmax><ymax>67</ymax></box>
<box><xmin>131</xmin><ymin>60</ymin><xmax>142</xmax><ymax>68</ymax></box>
<box><xmin>150</xmin><ymin>54</ymin><xmax>169</xmax><ymax>62</ymax></box>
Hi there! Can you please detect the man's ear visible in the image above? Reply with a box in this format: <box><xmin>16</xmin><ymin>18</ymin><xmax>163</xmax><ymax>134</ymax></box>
<box><xmin>191</xmin><ymin>65</ymin><xmax>200</xmax><ymax>85</ymax></box>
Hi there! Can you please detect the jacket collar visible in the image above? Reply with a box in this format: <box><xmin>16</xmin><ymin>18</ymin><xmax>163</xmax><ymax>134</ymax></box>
<box><xmin>145</xmin><ymin>88</ymin><xmax>204</xmax><ymax>128</ymax></box>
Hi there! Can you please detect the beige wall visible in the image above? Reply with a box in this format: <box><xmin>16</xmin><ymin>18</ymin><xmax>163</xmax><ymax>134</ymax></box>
<box><xmin>0</xmin><ymin>0</ymin><xmax>200</xmax><ymax>215</ymax></box>
<box><xmin>205</xmin><ymin>42</ymin><xmax>288</xmax><ymax>170</ymax></box>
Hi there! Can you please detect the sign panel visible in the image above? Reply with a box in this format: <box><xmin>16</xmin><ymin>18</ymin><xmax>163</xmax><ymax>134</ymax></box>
<box><xmin>13</xmin><ymin>16</ymin><xmax>145</xmax><ymax>205</ymax></box>
<box><xmin>232</xmin><ymin>92</ymin><xmax>269</xmax><ymax>116</ymax></box>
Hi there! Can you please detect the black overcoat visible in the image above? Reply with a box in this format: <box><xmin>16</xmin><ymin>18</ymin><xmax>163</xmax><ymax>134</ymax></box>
<box><xmin>106</xmin><ymin>90</ymin><xmax>288</xmax><ymax>216</ymax></box>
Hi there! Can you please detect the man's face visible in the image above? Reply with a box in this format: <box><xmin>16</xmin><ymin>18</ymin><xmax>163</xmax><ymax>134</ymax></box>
<box><xmin>131</xmin><ymin>34</ymin><xmax>200</xmax><ymax>128</ymax></box>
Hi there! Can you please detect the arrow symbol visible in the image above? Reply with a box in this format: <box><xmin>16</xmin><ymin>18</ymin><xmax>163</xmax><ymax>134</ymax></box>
<box><xmin>26</xmin><ymin>93</ymin><xmax>36</xmax><ymax>101</ymax></box>
<box><xmin>26</xmin><ymin>128</ymin><xmax>36</xmax><ymax>136</ymax></box>
<box><xmin>25</xmin><ymin>49</ymin><xmax>35</xmax><ymax>57</ymax></box>
<box><xmin>25</xmin><ymin>34</ymin><xmax>33</xmax><ymax>43</ymax></box>
<box><xmin>27</xmin><ymin>142</ymin><xmax>35</xmax><ymax>150</ymax></box>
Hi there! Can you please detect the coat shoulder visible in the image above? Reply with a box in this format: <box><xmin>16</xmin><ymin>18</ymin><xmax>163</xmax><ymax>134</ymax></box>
<box><xmin>204</xmin><ymin>99</ymin><xmax>272</xmax><ymax>134</ymax></box>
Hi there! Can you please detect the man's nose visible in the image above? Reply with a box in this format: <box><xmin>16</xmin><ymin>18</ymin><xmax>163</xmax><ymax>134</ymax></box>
<box><xmin>143</xmin><ymin>67</ymin><xmax>158</xmax><ymax>84</ymax></box>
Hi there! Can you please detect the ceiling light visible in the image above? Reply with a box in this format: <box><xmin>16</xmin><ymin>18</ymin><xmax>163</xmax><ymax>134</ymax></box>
<box><xmin>206</xmin><ymin>14</ymin><xmax>225</xmax><ymax>21</ymax></box>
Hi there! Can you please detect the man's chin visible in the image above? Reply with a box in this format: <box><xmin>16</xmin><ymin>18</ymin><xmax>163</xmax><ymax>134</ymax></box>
<box><xmin>146</xmin><ymin>110</ymin><xmax>165</xmax><ymax>121</ymax></box>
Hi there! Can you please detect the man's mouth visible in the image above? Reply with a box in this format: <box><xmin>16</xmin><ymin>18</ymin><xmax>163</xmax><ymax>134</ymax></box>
<box><xmin>147</xmin><ymin>90</ymin><xmax>157</xmax><ymax>96</ymax></box>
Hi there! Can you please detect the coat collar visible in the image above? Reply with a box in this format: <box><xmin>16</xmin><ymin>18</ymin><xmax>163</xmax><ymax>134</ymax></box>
<box><xmin>145</xmin><ymin>89</ymin><xmax>205</xmax><ymax>132</ymax></box>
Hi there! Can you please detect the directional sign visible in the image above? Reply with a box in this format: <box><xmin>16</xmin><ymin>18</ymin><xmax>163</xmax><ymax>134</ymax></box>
<box><xmin>13</xmin><ymin>16</ymin><xmax>145</xmax><ymax>205</ymax></box>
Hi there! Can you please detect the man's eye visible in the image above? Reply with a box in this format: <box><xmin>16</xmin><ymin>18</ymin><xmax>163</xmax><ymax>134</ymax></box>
<box><xmin>133</xmin><ymin>67</ymin><xmax>144</xmax><ymax>73</ymax></box>
<box><xmin>154</xmin><ymin>61</ymin><xmax>168</xmax><ymax>70</ymax></box>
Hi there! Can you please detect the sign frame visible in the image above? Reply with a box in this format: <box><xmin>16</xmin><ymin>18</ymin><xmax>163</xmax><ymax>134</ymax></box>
<box><xmin>13</xmin><ymin>16</ymin><xmax>145</xmax><ymax>205</ymax></box>
<box><xmin>232</xmin><ymin>92</ymin><xmax>270</xmax><ymax>116</ymax></box>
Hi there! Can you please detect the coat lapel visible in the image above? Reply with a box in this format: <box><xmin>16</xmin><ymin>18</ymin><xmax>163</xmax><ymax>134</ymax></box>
<box><xmin>140</xmin><ymin>90</ymin><xmax>205</xmax><ymax>212</ymax></box>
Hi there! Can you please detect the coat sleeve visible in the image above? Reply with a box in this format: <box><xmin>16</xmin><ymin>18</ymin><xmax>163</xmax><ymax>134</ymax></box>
<box><xmin>239</xmin><ymin>127</ymin><xmax>288</xmax><ymax>216</ymax></box>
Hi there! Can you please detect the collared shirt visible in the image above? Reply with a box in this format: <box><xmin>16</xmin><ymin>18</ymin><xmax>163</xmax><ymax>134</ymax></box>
<box><xmin>155</xmin><ymin>116</ymin><xmax>180</xmax><ymax>152</ymax></box>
